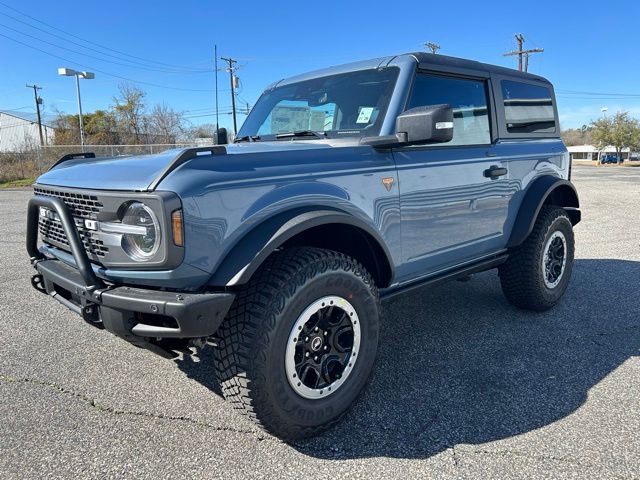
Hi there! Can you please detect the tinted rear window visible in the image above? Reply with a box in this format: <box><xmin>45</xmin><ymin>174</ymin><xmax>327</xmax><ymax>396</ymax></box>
<box><xmin>501</xmin><ymin>80</ymin><xmax>556</xmax><ymax>134</ymax></box>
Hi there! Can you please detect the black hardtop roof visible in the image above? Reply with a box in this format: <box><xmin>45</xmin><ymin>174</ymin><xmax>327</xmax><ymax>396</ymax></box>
<box><xmin>409</xmin><ymin>52</ymin><xmax>551</xmax><ymax>84</ymax></box>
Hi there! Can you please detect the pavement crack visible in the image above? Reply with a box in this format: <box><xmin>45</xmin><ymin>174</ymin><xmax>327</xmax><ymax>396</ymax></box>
<box><xmin>463</xmin><ymin>448</ymin><xmax>628</xmax><ymax>478</ymax></box>
<box><xmin>568</xmin><ymin>325</ymin><xmax>640</xmax><ymax>343</ymax></box>
<box><xmin>450</xmin><ymin>444</ymin><xmax>460</xmax><ymax>469</ymax></box>
<box><xmin>0</xmin><ymin>374</ymin><xmax>273</xmax><ymax>442</ymax></box>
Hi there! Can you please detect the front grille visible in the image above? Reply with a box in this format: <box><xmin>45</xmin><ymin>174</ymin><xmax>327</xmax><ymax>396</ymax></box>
<box><xmin>34</xmin><ymin>186</ymin><xmax>103</xmax><ymax>219</ymax></box>
<box><xmin>34</xmin><ymin>186</ymin><xmax>109</xmax><ymax>259</ymax></box>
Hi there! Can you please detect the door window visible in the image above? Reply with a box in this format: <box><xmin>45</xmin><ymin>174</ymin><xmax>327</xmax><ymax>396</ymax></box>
<box><xmin>407</xmin><ymin>74</ymin><xmax>491</xmax><ymax>146</ymax></box>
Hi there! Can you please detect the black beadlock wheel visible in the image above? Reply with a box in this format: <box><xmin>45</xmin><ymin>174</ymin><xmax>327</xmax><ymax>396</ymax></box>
<box><xmin>499</xmin><ymin>206</ymin><xmax>575</xmax><ymax>311</ymax></box>
<box><xmin>213</xmin><ymin>247</ymin><xmax>380</xmax><ymax>441</ymax></box>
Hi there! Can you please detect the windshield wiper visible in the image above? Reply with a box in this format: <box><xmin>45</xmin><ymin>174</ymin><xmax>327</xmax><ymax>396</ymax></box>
<box><xmin>235</xmin><ymin>135</ymin><xmax>261</xmax><ymax>143</ymax></box>
<box><xmin>275</xmin><ymin>130</ymin><xmax>326</xmax><ymax>140</ymax></box>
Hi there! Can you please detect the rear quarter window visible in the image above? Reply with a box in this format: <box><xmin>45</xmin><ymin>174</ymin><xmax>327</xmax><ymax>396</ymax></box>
<box><xmin>501</xmin><ymin>80</ymin><xmax>556</xmax><ymax>134</ymax></box>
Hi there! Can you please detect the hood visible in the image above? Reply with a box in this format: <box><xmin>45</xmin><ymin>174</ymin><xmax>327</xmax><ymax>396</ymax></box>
<box><xmin>35</xmin><ymin>142</ymin><xmax>334</xmax><ymax>191</ymax></box>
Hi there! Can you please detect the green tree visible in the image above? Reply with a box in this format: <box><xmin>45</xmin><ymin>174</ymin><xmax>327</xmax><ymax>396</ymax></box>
<box><xmin>590</xmin><ymin>112</ymin><xmax>640</xmax><ymax>164</ymax></box>
<box><xmin>51</xmin><ymin>110</ymin><xmax>79</xmax><ymax>145</ymax></box>
<box><xmin>52</xmin><ymin>110</ymin><xmax>119</xmax><ymax>145</ymax></box>
<box><xmin>84</xmin><ymin>110</ymin><xmax>119</xmax><ymax>145</ymax></box>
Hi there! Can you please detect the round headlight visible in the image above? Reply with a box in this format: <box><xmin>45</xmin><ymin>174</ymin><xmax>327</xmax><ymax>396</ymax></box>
<box><xmin>121</xmin><ymin>202</ymin><xmax>160</xmax><ymax>260</ymax></box>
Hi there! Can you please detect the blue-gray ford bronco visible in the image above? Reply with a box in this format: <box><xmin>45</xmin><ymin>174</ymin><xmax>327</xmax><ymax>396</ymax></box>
<box><xmin>27</xmin><ymin>52</ymin><xmax>580</xmax><ymax>441</ymax></box>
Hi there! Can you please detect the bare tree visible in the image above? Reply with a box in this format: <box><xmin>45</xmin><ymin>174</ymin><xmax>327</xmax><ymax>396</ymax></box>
<box><xmin>149</xmin><ymin>103</ymin><xmax>185</xmax><ymax>144</ymax></box>
<box><xmin>561</xmin><ymin>125</ymin><xmax>593</xmax><ymax>146</ymax></box>
<box><xmin>51</xmin><ymin>107</ymin><xmax>79</xmax><ymax>145</ymax></box>
<box><xmin>187</xmin><ymin>123</ymin><xmax>217</xmax><ymax>140</ymax></box>
<box><xmin>113</xmin><ymin>84</ymin><xmax>147</xmax><ymax>144</ymax></box>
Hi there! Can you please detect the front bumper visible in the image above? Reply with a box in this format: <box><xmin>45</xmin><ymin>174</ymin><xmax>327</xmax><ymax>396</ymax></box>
<box><xmin>27</xmin><ymin>194</ymin><xmax>235</xmax><ymax>357</ymax></box>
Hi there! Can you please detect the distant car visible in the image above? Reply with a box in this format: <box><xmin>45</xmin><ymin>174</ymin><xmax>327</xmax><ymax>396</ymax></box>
<box><xmin>601</xmin><ymin>154</ymin><xmax>623</xmax><ymax>164</ymax></box>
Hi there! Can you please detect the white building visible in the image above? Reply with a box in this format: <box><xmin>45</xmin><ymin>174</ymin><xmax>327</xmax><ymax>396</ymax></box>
<box><xmin>0</xmin><ymin>110</ymin><xmax>54</xmax><ymax>152</ymax></box>
<box><xmin>567</xmin><ymin>144</ymin><xmax>633</xmax><ymax>161</ymax></box>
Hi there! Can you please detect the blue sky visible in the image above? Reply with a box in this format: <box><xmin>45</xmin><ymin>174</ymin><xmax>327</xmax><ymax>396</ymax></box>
<box><xmin>1</xmin><ymin>0</ymin><xmax>639</xmax><ymax>132</ymax></box>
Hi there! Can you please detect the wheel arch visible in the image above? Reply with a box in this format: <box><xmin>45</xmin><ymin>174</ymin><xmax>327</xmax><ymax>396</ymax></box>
<box><xmin>507</xmin><ymin>175</ymin><xmax>580</xmax><ymax>248</ymax></box>
<box><xmin>208</xmin><ymin>209</ymin><xmax>395</xmax><ymax>288</ymax></box>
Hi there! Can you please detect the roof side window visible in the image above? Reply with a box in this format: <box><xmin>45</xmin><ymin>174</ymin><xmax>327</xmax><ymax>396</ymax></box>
<box><xmin>407</xmin><ymin>73</ymin><xmax>491</xmax><ymax>146</ymax></box>
<box><xmin>501</xmin><ymin>80</ymin><xmax>556</xmax><ymax>134</ymax></box>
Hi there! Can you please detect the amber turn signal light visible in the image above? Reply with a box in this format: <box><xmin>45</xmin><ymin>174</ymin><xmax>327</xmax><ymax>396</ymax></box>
<box><xmin>172</xmin><ymin>209</ymin><xmax>184</xmax><ymax>246</ymax></box>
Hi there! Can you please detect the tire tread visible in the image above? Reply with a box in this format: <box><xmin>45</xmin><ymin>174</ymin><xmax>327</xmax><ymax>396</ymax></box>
<box><xmin>499</xmin><ymin>205</ymin><xmax>574</xmax><ymax>311</ymax></box>
<box><xmin>214</xmin><ymin>247</ymin><xmax>379</xmax><ymax>441</ymax></box>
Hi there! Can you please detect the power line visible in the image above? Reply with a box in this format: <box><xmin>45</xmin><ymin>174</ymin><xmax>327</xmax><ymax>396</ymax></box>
<box><xmin>0</xmin><ymin>121</ymin><xmax>38</xmax><ymax>130</ymax></box>
<box><xmin>1</xmin><ymin>105</ymin><xmax>32</xmax><ymax>111</ymax></box>
<box><xmin>184</xmin><ymin>112</ymin><xmax>243</xmax><ymax>119</ymax></box>
<box><xmin>0</xmin><ymin>12</ymin><xmax>210</xmax><ymax>73</ymax></box>
<box><xmin>0</xmin><ymin>21</ymin><xmax>210</xmax><ymax>75</ymax></box>
<box><xmin>557</xmin><ymin>89</ymin><xmax>640</xmax><ymax>98</ymax></box>
<box><xmin>503</xmin><ymin>33</ymin><xmax>543</xmax><ymax>72</ymax></box>
<box><xmin>0</xmin><ymin>0</ymin><xmax>209</xmax><ymax>71</ymax></box>
<box><xmin>0</xmin><ymin>31</ymin><xmax>221</xmax><ymax>93</ymax></box>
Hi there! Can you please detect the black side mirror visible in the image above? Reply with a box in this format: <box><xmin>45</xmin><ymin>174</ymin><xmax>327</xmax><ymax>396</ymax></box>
<box><xmin>360</xmin><ymin>104</ymin><xmax>453</xmax><ymax>148</ymax></box>
<box><xmin>215</xmin><ymin>127</ymin><xmax>228</xmax><ymax>145</ymax></box>
<box><xmin>396</xmin><ymin>104</ymin><xmax>453</xmax><ymax>144</ymax></box>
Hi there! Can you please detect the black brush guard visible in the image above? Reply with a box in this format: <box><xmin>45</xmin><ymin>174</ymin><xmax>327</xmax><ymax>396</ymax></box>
<box><xmin>27</xmin><ymin>195</ymin><xmax>234</xmax><ymax>358</ymax></box>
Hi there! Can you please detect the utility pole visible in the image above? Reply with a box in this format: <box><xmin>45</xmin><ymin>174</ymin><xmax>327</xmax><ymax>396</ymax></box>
<box><xmin>221</xmin><ymin>56</ymin><xmax>238</xmax><ymax>135</ymax></box>
<box><xmin>26</xmin><ymin>84</ymin><xmax>44</xmax><ymax>146</ymax></box>
<box><xmin>214</xmin><ymin>44</ymin><xmax>219</xmax><ymax>134</ymax></box>
<box><xmin>425</xmin><ymin>41</ymin><xmax>441</xmax><ymax>54</ymax></box>
<box><xmin>503</xmin><ymin>33</ymin><xmax>543</xmax><ymax>72</ymax></box>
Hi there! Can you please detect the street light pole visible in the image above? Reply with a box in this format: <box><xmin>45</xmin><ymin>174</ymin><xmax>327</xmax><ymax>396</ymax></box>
<box><xmin>58</xmin><ymin>68</ymin><xmax>94</xmax><ymax>151</ymax></box>
<box><xmin>74</xmin><ymin>73</ymin><xmax>86</xmax><ymax>150</ymax></box>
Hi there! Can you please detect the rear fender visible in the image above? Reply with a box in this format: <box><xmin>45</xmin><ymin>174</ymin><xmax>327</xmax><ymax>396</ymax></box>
<box><xmin>507</xmin><ymin>176</ymin><xmax>580</xmax><ymax>248</ymax></box>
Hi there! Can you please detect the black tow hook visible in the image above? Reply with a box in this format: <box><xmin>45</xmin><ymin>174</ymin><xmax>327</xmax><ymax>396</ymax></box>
<box><xmin>81</xmin><ymin>304</ymin><xmax>104</xmax><ymax>329</ymax></box>
<box><xmin>31</xmin><ymin>274</ymin><xmax>47</xmax><ymax>295</ymax></box>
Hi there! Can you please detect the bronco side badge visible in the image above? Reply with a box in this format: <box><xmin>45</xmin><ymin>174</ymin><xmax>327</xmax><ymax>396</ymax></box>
<box><xmin>382</xmin><ymin>177</ymin><xmax>395</xmax><ymax>191</ymax></box>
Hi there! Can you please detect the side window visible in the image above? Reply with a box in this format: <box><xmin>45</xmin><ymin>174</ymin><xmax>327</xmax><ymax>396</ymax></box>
<box><xmin>407</xmin><ymin>74</ymin><xmax>491</xmax><ymax>146</ymax></box>
<box><xmin>501</xmin><ymin>80</ymin><xmax>556</xmax><ymax>134</ymax></box>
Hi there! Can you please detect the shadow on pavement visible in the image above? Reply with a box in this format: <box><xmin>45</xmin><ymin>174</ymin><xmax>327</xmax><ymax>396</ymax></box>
<box><xmin>176</xmin><ymin>258</ymin><xmax>640</xmax><ymax>458</ymax></box>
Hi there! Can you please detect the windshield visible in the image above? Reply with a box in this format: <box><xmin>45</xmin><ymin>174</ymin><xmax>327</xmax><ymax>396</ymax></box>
<box><xmin>238</xmin><ymin>67</ymin><xmax>400</xmax><ymax>140</ymax></box>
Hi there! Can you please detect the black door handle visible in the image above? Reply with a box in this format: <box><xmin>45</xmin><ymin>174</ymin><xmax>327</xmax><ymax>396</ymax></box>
<box><xmin>484</xmin><ymin>165</ymin><xmax>508</xmax><ymax>178</ymax></box>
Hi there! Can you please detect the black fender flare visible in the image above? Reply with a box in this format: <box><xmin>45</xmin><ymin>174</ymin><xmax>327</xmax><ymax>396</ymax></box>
<box><xmin>208</xmin><ymin>209</ymin><xmax>395</xmax><ymax>287</ymax></box>
<box><xmin>507</xmin><ymin>175</ymin><xmax>580</xmax><ymax>248</ymax></box>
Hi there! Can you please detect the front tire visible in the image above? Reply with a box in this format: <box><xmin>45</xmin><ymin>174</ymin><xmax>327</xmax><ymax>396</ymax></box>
<box><xmin>214</xmin><ymin>247</ymin><xmax>380</xmax><ymax>441</ymax></box>
<box><xmin>499</xmin><ymin>206</ymin><xmax>575</xmax><ymax>311</ymax></box>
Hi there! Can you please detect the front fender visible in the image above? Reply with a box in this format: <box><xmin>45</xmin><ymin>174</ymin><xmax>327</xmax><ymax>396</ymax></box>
<box><xmin>507</xmin><ymin>175</ymin><xmax>580</xmax><ymax>248</ymax></box>
<box><xmin>208</xmin><ymin>209</ymin><xmax>394</xmax><ymax>286</ymax></box>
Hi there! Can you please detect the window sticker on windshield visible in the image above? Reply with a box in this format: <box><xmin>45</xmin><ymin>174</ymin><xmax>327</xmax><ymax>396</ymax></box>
<box><xmin>356</xmin><ymin>107</ymin><xmax>375</xmax><ymax>124</ymax></box>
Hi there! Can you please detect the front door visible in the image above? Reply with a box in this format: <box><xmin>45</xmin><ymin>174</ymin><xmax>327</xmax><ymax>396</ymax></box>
<box><xmin>393</xmin><ymin>72</ymin><xmax>512</xmax><ymax>282</ymax></box>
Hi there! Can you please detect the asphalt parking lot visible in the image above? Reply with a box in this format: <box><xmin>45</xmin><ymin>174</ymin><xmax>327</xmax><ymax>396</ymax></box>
<box><xmin>1</xmin><ymin>165</ymin><xmax>638</xmax><ymax>479</ymax></box>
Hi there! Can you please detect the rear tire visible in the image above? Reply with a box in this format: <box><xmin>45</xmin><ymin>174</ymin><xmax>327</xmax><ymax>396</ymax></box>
<box><xmin>214</xmin><ymin>247</ymin><xmax>380</xmax><ymax>441</ymax></box>
<box><xmin>499</xmin><ymin>206</ymin><xmax>575</xmax><ymax>311</ymax></box>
